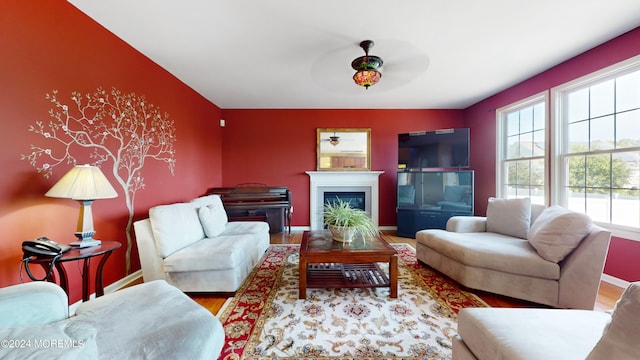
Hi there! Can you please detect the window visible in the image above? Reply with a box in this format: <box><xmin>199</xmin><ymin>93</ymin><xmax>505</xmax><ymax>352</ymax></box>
<box><xmin>554</xmin><ymin>60</ymin><xmax>640</xmax><ymax>231</ymax></box>
<box><xmin>496</xmin><ymin>93</ymin><xmax>548</xmax><ymax>205</ymax></box>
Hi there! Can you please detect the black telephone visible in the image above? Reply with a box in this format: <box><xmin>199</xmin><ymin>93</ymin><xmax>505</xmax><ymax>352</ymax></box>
<box><xmin>22</xmin><ymin>237</ymin><xmax>71</xmax><ymax>257</ymax></box>
<box><xmin>21</xmin><ymin>237</ymin><xmax>70</xmax><ymax>282</ymax></box>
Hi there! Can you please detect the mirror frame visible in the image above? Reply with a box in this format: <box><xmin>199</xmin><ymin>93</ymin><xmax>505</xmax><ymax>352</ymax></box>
<box><xmin>316</xmin><ymin>128</ymin><xmax>371</xmax><ymax>171</ymax></box>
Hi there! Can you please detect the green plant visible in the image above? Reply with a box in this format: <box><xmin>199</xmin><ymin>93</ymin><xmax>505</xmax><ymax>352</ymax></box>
<box><xmin>323</xmin><ymin>198</ymin><xmax>378</xmax><ymax>239</ymax></box>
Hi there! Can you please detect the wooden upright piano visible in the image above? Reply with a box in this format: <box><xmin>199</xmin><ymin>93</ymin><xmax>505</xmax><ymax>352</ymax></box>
<box><xmin>206</xmin><ymin>183</ymin><xmax>292</xmax><ymax>234</ymax></box>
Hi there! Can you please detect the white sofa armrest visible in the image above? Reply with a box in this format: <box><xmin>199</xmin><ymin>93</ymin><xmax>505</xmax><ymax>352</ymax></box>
<box><xmin>134</xmin><ymin>219</ymin><xmax>167</xmax><ymax>282</ymax></box>
<box><xmin>446</xmin><ymin>216</ymin><xmax>487</xmax><ymax>233</ymax></box>
<box><xmin>0</xmin><ymin>282</ymin><xmax>69</xmax><ymax>326</ymax></box>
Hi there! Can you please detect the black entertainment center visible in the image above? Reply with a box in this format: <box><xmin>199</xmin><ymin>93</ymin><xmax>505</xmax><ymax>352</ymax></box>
<box><xmin>396</xmin><ymin>128</ymin><xmax>474</xmax><ymax>238</ymax></box>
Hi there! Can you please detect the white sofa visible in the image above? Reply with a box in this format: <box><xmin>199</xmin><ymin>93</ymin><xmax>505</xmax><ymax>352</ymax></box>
<box><xmin>416</xmin><ymin>198</ymin><xmax>612</xmax><ymax>309</ymax></box>
<box><xmin>134</xmin><ymin>194</ymin><xmax>270</xmax><ymax>292</ymax></box>
<box><xmin>0</xmin><ymin>280</ymin><xmax>224</xmax><ymax>359</ymax></box>
<box><xmin>453</xmin><ymin>282</ymin><xmax>640</xmax><ymax>360</ymax></box>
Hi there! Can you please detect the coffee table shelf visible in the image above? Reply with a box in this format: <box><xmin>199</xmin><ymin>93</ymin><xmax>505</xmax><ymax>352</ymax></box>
<box><xmin>307</xmin><ymin>262</ymin><xmax>390</xmax><ymax>289</ymax></box>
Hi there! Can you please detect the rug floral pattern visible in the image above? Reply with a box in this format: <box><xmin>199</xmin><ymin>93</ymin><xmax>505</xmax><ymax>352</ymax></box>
<box><xmin>218</xmin><ymin>244</ymin><xmax>486</xmax><ymax>360</ymax></box>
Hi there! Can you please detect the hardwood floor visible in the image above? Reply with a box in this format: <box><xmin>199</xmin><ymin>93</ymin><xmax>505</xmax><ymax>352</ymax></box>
<box><xmin>188</xmin><ymin>230</ymin><xmax>624</xmax><ymax>315</ymax></box>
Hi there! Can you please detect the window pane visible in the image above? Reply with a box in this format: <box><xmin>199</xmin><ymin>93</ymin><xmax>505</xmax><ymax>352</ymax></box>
<box><xmin>531</xmin><ymin>158</ymin><xmax>545</xmax><ymax>186</ymax></box>
<box><xmin>586</xmin><ymin>190</ymin><xmax>610</xmax><ymax>223</ymax></box>
<box><xmin>567</xmin><ymin>188</ymin><xmax>586</xmax><ymax>213</ymax></box>
<box><xmin>616</xmin><ymin>110</ymin><xmax>640</xmax><ymax>149</ymax></box>
<box><xmin>506</xmin><ymin>161</ymin><xmax>518</xmax><ymax>185</ymax></box>
<box><xmin>590</xmin><ymin>115</ymin><xmax>614</xmax><ymax>150</ymax></box>
<box><xmin>520</xmin><ymin>132</ymin><xmax>534</xmax><ymax>157</ymax></box>
<box><xmin>533</xmin><ymin>103</ymin><xmax>545</xmax><ymax>130</ymax></box>
<box><xmin>613</xmin><ymin>151</ymin><xmax>639</xmax><ymax>190</ymax></box>
<box><xmin>568</xmin><ymin>120</ymin><xmax>589</xmax><ymax>153</ymax></box>
<box><xmin>616</xmin><ymin>70</ymin><xmax>640</xmax><ymax>112</ymax></box>
<box><xmin>506</xmin><ymin>135</ymin><xmax>519</xmax><ymax>159</ymax></box>
<box><xmin>613</xmin><ymin>189</ymin><xmax>640</xmax><ymax>228</ymax></box>
<box><xmin>507</xmin><ymin>112</ymin><xmax>519</xmax><ymax>136</ymax></box>
<box><xmin>533</xmin><ymin>129</ymin><xmax>545</xmax><ymax>154</ymax></box>
<box><xmin>567</xmin><ymin>155</ymin><xmax>586</xmax><ymax>188</ymax></box>
<box><xmin>567</xmin><ymin>88</ymin><xmax>589</xmax><ymax>123</ymax></box>
<box><xmin>520</xmin><ymin>107</ymin><xmax>533</xmax><ymax>133</ymax></box>
<box><xmin>586</xmin><ymin>154</ymin><xmax>611</xmax><ymax>189</ymax></box>
<box><xmin>517</xmin><ymin>159</ymin><xmax>530</xmax><ymax>186</ymax></box>
<box><xmin>590</xmin><ymin>79</ymin><xmax>615</xmax><ymax>118</ymax></box>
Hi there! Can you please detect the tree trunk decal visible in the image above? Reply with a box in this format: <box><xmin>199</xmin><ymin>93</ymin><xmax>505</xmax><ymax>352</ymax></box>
<box><xmin>22</xmin><ymin>87</ymin><xmax>177</xmax><ymax>274</ymax></box>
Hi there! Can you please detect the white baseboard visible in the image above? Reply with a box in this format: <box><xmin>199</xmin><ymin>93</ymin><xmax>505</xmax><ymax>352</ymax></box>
<box><xmin>601</xmin><ymin>273</ymin><xmax>630</xmax><ymax>289</ymax></box>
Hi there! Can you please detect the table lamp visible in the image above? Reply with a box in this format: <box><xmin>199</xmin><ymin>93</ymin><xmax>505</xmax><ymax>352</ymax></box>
<box><xmin>45</xmin><ymin>164</ymin><xmax>118</xmax><ymax>248</ymax></box>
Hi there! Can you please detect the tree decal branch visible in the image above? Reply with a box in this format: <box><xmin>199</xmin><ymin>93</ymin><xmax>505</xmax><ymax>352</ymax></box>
<box><xmin>22</xmin><ymin>87</ymin><xmax>177</xmax><ymax>274</ymax></box>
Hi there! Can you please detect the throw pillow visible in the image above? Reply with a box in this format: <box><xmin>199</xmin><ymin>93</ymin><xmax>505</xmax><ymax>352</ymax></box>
<box><xmin>198</xmin><ymin>204</ymin><xmax>227</xmax><ymax>238</ymax></box>
<box><xmin>149</xmin><ymin>202</ymin><xmax>206</xmax><ymax>258</ymax></box>
<box><xmin>485</xmin><ymin>197</ymin><xmax>531</xmax><ymax>239</ymax></box>
<box><xmin>586</xmin><ymin>282</ymin><xmax>640</xmax><ymax>360</ymax></box>
<box><xmin>191</xmin><ymin>194</ymin><xmax>228</xmax><ymax>224</ymax></box>
<box><xmin>527</xmin><ymin>205</ymin><xmax>592</xmax><ymax>263</ymax></box>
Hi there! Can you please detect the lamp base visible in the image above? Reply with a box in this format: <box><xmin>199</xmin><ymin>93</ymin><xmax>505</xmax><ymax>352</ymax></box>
<box><xmin>71</xmin><ymin>237</ymin><xmax>102</xmax><ymax>248</ymax></box>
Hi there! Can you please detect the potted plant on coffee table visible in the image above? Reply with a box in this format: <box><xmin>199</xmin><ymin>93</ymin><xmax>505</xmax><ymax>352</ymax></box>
<box><xmin>323</xmin><ymin>198</ymin><xmax>378</xmax><ymax>242</ymax></box>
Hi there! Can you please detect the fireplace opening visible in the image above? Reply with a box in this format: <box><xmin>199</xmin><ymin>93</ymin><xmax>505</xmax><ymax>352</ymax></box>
<box><xmin>323</xmin><ymin>191</ymin><xmax>366</xmax><ymax>211</ymax></box>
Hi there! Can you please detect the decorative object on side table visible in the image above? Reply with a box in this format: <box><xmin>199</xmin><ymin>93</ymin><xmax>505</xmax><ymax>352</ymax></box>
<box><xmin>45</xmin><ymin>164</ymin><xmax>118</xmax><ymax>248</ymax></box>
<box><xmin>322</xmin><ymin>198</ymin><xmax>378</xmax><ymax>242</ymax></box>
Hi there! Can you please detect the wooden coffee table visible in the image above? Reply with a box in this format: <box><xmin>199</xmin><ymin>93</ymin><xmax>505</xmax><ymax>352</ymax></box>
<box><xmin>299</xmin><ymin>230</ymin><xmax>398</xmax><ymax>299</ymax></box>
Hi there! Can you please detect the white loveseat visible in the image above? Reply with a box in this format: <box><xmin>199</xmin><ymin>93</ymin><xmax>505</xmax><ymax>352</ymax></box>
<box><xmin>0</xmin><ymin>280</ymin><xmax>224</xmax><ymax>359</ymax></box>
<box><xmin>134</xmin><ymin>194</ymin><xmax>270</xmax><ymax>292</ymax></box>
<box><xmin>416</xmin><ymin>198</ymin><xmax>612</xmax><ymax>309</ymax></box>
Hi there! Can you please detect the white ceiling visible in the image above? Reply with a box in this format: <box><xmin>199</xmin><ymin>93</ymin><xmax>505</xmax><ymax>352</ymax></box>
<box><xmin>68</xmin><ymin>0</ymin><xmax>640</xmax><ymax>109</ymax></box>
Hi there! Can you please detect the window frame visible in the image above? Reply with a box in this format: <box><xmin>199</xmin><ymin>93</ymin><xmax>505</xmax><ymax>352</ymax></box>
<box><xmin>495</xmin><ymin>92</ymin><xmax>549</xmax><ymax>205</ymax></box>
<box><xmin>551</xmin><ymin>54</ymin><xmax>640</xmax><ymax>241</ymax></box>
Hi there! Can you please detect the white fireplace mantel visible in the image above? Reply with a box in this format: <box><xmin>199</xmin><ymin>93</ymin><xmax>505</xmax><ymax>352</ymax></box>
<box><xmin>306</xmin><ymin>171</ymin><xmax>384</xmax><ymax>230</ymax></box>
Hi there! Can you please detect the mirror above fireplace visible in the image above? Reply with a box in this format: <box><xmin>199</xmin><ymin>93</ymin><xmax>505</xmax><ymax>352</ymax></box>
<box><xmin>316</xmin><ymin>128</ymin><xmax>371</xmax><ymax>171</ymax></box>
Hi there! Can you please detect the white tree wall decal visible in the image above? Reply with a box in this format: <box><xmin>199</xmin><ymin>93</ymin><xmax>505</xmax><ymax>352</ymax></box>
<box><xmin>22</xmin><ymin>87</ymin><xmax>177</xmax><ymax>274</ymax></box>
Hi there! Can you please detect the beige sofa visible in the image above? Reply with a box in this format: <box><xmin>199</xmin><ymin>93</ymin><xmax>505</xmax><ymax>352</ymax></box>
<box><xmin>0</xmin><ymin>280</ymin><xmax>224</xmax><ymax>359</ymax></box>
<box><xmin>134</xmin><ymin>194</ymin><xmax>270</xmax><ymax>292</ymax></box>
<box><xmin>453</xmin><ymin>282</ymin><xmax>640</xmax><ymax>360</ymax></box>
<box><xmin>416</xmin><ymin>198</ymin><xmax>611</xmax><ymax>309</ymax></box>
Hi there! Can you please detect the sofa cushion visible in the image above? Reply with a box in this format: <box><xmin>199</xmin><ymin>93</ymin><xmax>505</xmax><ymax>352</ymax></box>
<box><xmin>527</xmin><ymin>205</ymin><xmax>592</xmax><ymax>263</ymax></box>
<box><xmin>486</xmin><ymin>197</ymin><xmax>531</xmax><ymax>239</ymax></box>
<box><xmin>149</xmin><ymin>202</ymin><xmax>205</xmax><ymax>258</ymax></box>
<box><xmin>198</xmin><ymin>204</ymin><xmax>227</xmax><ymax>238</ymax></box>
<box><xmin>164</xmin><ymin>235</ymin><xmax>255</xmax><ymax>272</ymax></box>
<box><xmin>587</xmin><ymin>282</ymin><xmax>640</xmax><ymax>360</ymax></box>
<box><xmin>458</xmin><ymin>308</ymin><xmax>610</xmax><ymax>360</ymax></box>
<box><xmin>0</xmin><ymin>321</ymin><xmax>98</xmax><ymax>359</ymax></box>
<box><xmin>416</xmin><ymin>230</ymin><xmax>560</xmax><ymax>279</ymax></box>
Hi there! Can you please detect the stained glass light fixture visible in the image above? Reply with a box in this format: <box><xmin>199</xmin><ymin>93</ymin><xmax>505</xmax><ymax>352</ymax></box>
<box><xmin>351</xmin><ymin>40</ymin><xmax>383</xmax><ymax>90</ymax></box>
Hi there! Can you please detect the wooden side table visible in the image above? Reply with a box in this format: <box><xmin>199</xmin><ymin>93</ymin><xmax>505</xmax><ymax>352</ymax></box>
<box><xmin>28</xmin><ymin>241</ymin><xmax>121</xmax><ymax>302</ymax></box>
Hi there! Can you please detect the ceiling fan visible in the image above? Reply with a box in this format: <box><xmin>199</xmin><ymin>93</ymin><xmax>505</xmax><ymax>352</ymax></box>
<box><xmin>310</xmin><ymin>38</ymin><xmax>430</xmax><ymax>93</ymax></box>
<box><xmin>351</xmin><ymin>40</ymin><xmax>383</xmax><ymax>90</ymax></box>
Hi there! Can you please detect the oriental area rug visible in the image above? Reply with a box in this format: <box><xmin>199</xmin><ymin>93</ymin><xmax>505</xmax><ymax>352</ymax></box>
<box><xmin>217</xmin><ymin>244</ymin><xmax>487</xmax><ymax>360</ymax></box>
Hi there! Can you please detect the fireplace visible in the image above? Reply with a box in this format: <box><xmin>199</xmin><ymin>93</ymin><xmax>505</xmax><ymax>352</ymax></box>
<box><xmin>324</xmin><ymin>191</ymin><xmax>366</xmax><ymax>211</ymax></box>
<box><xmin>306</xmin><ymin>171</ymin><xmax>384</xmax><ymax>230</ymax></box>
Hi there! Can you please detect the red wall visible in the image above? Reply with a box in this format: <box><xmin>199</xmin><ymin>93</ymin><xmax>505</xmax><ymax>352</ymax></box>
<box><xmin>0</xmin><ymin>2</ymin><xmax>223</xmax><ymax>302</ymax></box>
<box><xmin>464</xmin><ymin>27</ymin><xmax>640</xmax><ymax>282</ymax></box>
<box><xmin>220</xmin><ymin>109</ymin><xmax>465</xmax><ymax>226</ymax></box>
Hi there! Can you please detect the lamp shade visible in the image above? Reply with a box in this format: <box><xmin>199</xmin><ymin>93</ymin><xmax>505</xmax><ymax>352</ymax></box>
<box><xmin>45</xmin><ymin>164</ymin><xmax>117</xmax><ymax>200</ymax></box>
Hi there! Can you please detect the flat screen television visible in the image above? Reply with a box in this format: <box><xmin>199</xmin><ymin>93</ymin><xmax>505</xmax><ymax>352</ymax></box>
<box><xmin>398</xmin><ymin>128</ymin><xmax>470</xmax><ymax>170</ymax></box>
